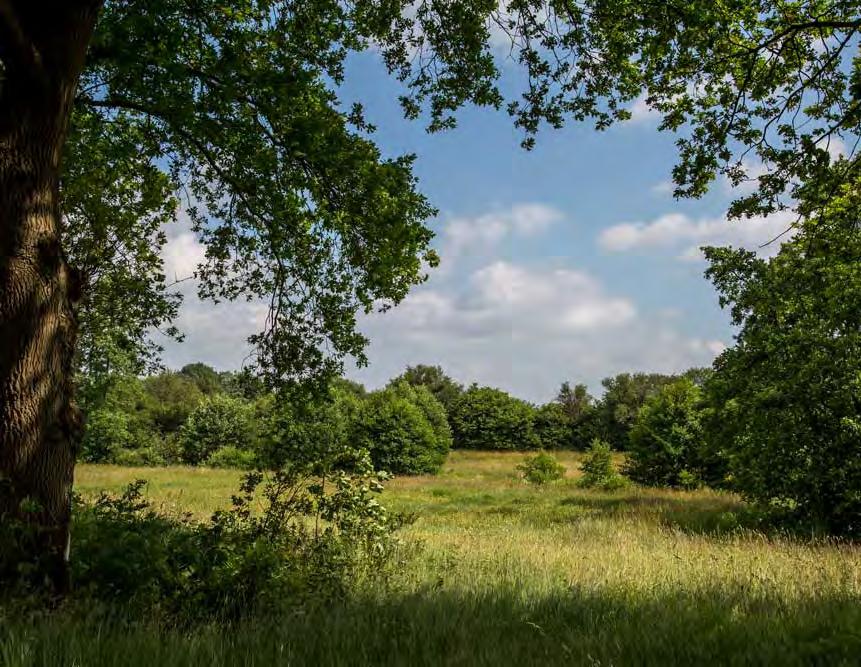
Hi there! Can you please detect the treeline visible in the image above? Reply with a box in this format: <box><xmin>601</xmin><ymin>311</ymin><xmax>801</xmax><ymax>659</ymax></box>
<box><xmin>78</xmin><ymin>363</ymin><xmax>706</xmax><ymax>474</ymax></box>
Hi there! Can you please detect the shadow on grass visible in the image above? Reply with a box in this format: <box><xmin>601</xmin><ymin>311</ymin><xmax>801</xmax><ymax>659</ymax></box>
<box><xmin>2</xmin><ymin>583</ymin><xmax>859</xmax><ymax>666</ymax></box>
<box><xmin>557</xmin><ymin>492</ymin><xmax>760</xmax><ymax>536</ymax></box>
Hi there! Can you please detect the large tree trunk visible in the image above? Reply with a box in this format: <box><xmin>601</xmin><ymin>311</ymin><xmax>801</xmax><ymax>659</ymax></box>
<box><xmin>0</xmin><ymin>1</ymin><xmax>101</xmax><ymax>593</ymax></box>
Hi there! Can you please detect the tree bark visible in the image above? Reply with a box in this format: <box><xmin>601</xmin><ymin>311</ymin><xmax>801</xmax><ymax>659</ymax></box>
<box><xmin>0</xmin><ymin>1</ymin><xmax>101</xmax><ymax>594</ymax></box>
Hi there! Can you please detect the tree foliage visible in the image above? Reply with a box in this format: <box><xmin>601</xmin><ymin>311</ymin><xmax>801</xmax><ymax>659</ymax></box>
<box><xmin>449</xmin><ymin>386</ymin><xmax>537</xmax><ymax>450</ymax></box>
<box><xmin>355</xmin><ymin>384</ymin><xmax>450</xmax><ymax>474</ymax></box>
<box><xmin>597</xmin><ymin>373</ymin><xmax>677</xmax><ymax>450</ymax></box>
<box><xmin>179</xmin><ymin>395</ymin><xmax>255</xmax><ymax>465</ymax></box>
<box><xmin>533</xmin><ymin>402</ymin><xmax>573</xmax><ymax>450</ymax></box>
<box><xmin>703</xmin><ymin>177</ymin><xmax>861</xmax><ymax>534</ymax></box>
<box><xmin>46</xmin><ymin>0</ymin><xmax>860</xmax><ymax>389</ymax></box>
<box><xmin>626</xmin><ymin>379</ymin><xmax>705</xmax><ymax>489</ymax></box>
<box><xmin>393</xmin><ymin>364</ymin><xmax>463</xmax><ymax>412</ymax></box>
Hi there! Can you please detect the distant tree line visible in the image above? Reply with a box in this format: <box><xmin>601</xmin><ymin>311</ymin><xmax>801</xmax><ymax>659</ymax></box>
<box><xmin>77</xmin><ymin>361</ymin><xmax>709</xmax><ymax>473</ymax></box>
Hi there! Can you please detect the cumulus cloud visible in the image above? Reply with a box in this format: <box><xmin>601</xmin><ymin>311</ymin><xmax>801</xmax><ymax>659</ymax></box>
<box><xmin>154</xmin><ymin>206</ymin><xmax>727</xmax><ymax>402</ymax></box>
<box><xmin>161</xmin><ymin>231</ymin><xmax>207</xmax><ymax>282</ymax></box>
<box><xmin>627</xmin><ymin>94</ymin><xmax>660</xmax><ymax>125</ymax></box>
<box><xmin>352</xmin><ymin>259</ymin><xmax>721</xmax><ymax>401</ymax></box>
<box><xmin>598</xmin><ymin>209</ymin><xmax>796</xmax><ymax>261</ymax></box>
<box><xmin>156</xmin><ymin>223</ymin><xmax>266</xmax><ymax>371</ymax></box>
<box><xmin>442</xmin><ymin>203</ymin><xmax>563</xmax><ymax>257</ymax></box>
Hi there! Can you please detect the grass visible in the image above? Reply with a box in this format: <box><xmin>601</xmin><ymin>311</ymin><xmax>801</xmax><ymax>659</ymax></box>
<box><xmin>3</xmin><ymin>450</ymin><xmax>861</xmax><ymax>665</ymax></box>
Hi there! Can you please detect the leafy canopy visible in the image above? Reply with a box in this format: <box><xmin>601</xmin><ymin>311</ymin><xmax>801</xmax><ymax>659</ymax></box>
<box><xmin>62</xmin><ymin>1</ymin><xmax>861</xmax><ymax>386</ymax></box>
<box><xmin>703</xmin><ymin>175</ymin><xmax>861</xmax><ymax>534</ymax></box>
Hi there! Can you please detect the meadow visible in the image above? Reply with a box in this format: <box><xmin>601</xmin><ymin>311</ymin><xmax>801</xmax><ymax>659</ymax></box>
<box><xmin>3</xmin><ymin>451</ymin><xmax>860</xmax><ymax>666</ymax></box>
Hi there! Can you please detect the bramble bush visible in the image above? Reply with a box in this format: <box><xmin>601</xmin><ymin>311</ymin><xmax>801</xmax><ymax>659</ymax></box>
<box><xmin>517</xmin><ymin>451</ymin><xmax>566</xmax><ymax>485</ymax></box>
<box><xmin>64</xmin><ymin>450</ymin><xmax>401</xmax><ymax>621</ymax></box>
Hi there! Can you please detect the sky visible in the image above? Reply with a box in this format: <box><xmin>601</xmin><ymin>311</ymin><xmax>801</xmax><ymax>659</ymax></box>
<box><xmin>158</xmin><ymin>51</ymin><xmax>798</xmax><ymax>403</ymax></box>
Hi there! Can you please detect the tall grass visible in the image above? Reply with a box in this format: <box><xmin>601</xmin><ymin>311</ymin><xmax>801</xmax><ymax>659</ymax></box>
<box><xmin>3</xmin><ymin>451</ymin><xmax>860</xmax><ymax>666</ymax></box>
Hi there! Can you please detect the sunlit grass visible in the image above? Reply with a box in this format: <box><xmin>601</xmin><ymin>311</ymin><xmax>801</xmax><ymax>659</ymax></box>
<box><xmin>4</xmin><ymin>451</ymin><xmax>860</xmax><ymax>665</ymax></box>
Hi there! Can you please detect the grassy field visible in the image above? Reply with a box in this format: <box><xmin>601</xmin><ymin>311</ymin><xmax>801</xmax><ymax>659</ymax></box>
<box><xmin>3</xmin><ymin>450</ymin><xmax>861</xmax><ymax>665</ymax></box>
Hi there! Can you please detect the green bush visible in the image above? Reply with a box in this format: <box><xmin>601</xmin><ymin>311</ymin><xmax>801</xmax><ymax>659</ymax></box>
<box><xmin>178</xmin><ymin>395</ymin><xmax>255</xmax><ymax>465</ymax></box>
<box><xmin>206</xmin><ymin>446</ymin><xmax>258</xmax><ymax>469</ymax></box>
<box><xmin>112</xmin><ymin>446</ymin><xmax>165</xmax><ymax>467</ymax></box>
<box><xmin>355</xmin><ymin>385</ymin><xmax>450</xmax><ymax>474</ymax></box>
<box><xmin>69</xmin><ymin>451</ymin><xmax>399</xmax><ymax>621</ymax></box>
<box><xmin>625</xmin><ymin>379</ymin><xmax>704</xmax><ymax>488</ymax></box>
<box><xmin>517</xmin><ymin>451</ymin><xmax>566</xmax><ymax>485</ymax></box>
<box><xmin>449</xmin><ymin>386</ymin><xmax>537</xmax><ymax>450</ymax></box>
<box><xmin>579</xmin><ymin>439</ymin><xmax>626</xmax><ymax>490</ymax></box>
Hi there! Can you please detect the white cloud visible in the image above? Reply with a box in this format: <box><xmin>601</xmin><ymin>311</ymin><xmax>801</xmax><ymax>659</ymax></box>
<box><xmin>156</xmin><ymin>221</ymin><xmax>266</xmax><ymax>371</ymax></box>
<box><xmin>154</xmin><ymin>206</ymin><xmax>727</xmax><ymax>402</ymax></box>
<box><xmin>627</xmin><ymin>94</ymin><xmax>660</xmax><ymax>125</ymax></box>
<box><xmin>598</xmin><ymin>209</ymin><xmax>796</xmax><ymax>261</ymax></box>
<box><xmin>651</xmin><ymin>180</ymin><xmax>675</xmax><ymax>196</ymax></box>
<box><xmin>442</xmin><ymin>203</ymin><xmax>563</xmax><ymax>257</ymax></box>
<box><xmin>352</xmin><ymin>259</ymin><xmax>720</xmax><ymax>401</ymax></box>
<box><xmin>161</xmin><ymin>231</ymin><xmax>207</xmax><ymax>282</ymax></box>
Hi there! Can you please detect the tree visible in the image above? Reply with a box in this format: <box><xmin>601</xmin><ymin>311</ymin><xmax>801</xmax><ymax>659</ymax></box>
<box><xmin>4</xmin><ymin>0</ymin><xmax>860</xmax><ymax>590</ymax></box>
<box><xmin>702</xmin><ymin>178</ymin><xmax>861</xmax><ymax>534</ymax></box>
<box><xmin>179</xmin><ymin>363</ymin><xmax>222</xmax><ymax>396</ymax></box>
<box><xmin>625</xmin><ymin>379</ymin><xmax>705</xmax><ymax>489</ymax></box>
<box><xmin>258</xmin><ymin>382</ymin><xmax>364</xmax><ymax>470</ymax></box>
<box><xmin>178</xmin><ymin>395</ymin><xmax>254</xmax><ymax>466</ymax></box>
<box><xmin>554</xmin><ymin>381</ymin><xmax>600</xmax><ymax>449</ymax></box>
<box><xmin>393</xmin><ymin>365</ymin><xmax>463</xmax><ymax>413</ymax></box>
<box><xmin>142</xmin><ymin>372</ymin><xmax>204</xmax><ymax>436</ymax></box>
<box><xmin>78</xmin><ymin>374</ymin><xmax>155</xmax><ymax>463</ymax></box>
<box><xmin>555</xmin><ymin>382</ymin><xmax>593</xmax><ymax>421</ymax></box>
<box><xmin>354</xmin><ymin>385</ymin><xmax>450</xmax><ymax>474</ymax></box>
<box><xmin>449</xmin><ymin>386</ymin><xmax>537</xmax><ymax>450</ymax></box>
<box><xmin>533</xmin><ymin>403</ymin><xmax>573</xmax><ymax>450</ymax></box>
<box><xmin>596</xmin><ymin>373</ymin><xmax>676</xmax><ymax>450</ymax></box>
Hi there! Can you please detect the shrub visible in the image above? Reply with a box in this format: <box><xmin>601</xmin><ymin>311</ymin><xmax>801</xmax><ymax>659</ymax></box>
<box><xmin>517</xmin><ymin>451</ymin><xmax>566</xmax><ymax>485</ymax></box>
<box><xmin>387</xmin><ymin>380</ymin><xmax>453</xmax><ymax>448</ymax></box>
<box><xmin>69</xmin><ymin>451</ymin><xmax>399</xmax><ymax>621</ymax></box>
<box><xmin>449</xmin><ymin>386</ymin><xmax>538</xmax><ymax>450</ymax></box>
<box><xmin>625</xmin><ymin>379</ymin><xmax>704</xmax><ymax>488</ymax></box>
<box><xmin>112</xmin><ymin>446</ymin><xmax>165</xmax><ymax>467</ymax></box>
<box><xmin>206</xmin><ymin>446</ymin><xmax>258</xmax><ymax>469</ymax></box>
<box><xmin>355</xmin><ymin>385</ymin><xmax>450</xmax><ymax>474</ymax></box>
<box><xmin>579</xmin><ymin>439</ymin><xmax>626</xmax><ymax>490</ymax></box>
<box><xmin>178</xmin><ymin>395</ymin><xmax>255</xmax><ymax>465</ymax></box>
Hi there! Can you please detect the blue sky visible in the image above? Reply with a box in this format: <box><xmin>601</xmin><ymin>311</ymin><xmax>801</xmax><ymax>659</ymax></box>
<box><xmin>160</xmin><ymin>51</ymin><xmax>798</xmax><ymax>402</ymax></box>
